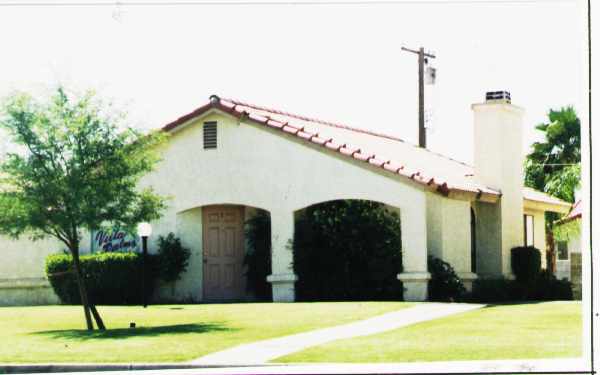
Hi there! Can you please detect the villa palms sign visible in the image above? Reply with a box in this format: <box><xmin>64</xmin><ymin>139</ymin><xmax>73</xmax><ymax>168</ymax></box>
<box><xmin>92</xmin><ymin>228</ymin><xmax>139</xmax><ymax>253</ymax></box>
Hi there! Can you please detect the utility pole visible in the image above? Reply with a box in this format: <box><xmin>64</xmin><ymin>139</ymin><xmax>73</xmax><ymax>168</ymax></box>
<box><xmin>401</xmin><ymin>46</ymin><xmax>436</xmax><ymax>148</ymax></box>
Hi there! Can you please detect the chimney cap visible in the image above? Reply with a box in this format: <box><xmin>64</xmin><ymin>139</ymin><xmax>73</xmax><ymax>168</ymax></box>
<box><xmin>485</xmin><ymin>91</ymin><xmax>511</xmax><ymax>103</ymax></box>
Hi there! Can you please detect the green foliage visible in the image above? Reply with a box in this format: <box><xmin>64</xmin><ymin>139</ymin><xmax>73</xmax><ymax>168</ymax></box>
<box><xmin>0</xmin><ymin>87</ymin><xmax>167</xmax><ymax>247</ymax></box>
<box><xmin>156</xmin><ymin>233</ymin><xmax>191</xmax><ymax>283</ymax></box>
<box><xmin>293</xmin><ymin>200</ymin><xmax>403</xmax><ymax>301</ymax></box>
<box><xmin>524</xmin><ymin>106</ymin><xmax>581</xmax><ymax>204</ymax></box>
<box><xmin>529</xmin><ymin>269</ymin><xmax>573</xmax><ymax>300</ymax></box>
<box><xmin>471</xmin><ymin>278</ymin><xmax>518</xmax><ymax>303</ymax></box>
<box><xmin>510</xmin><ymin>246</ymin><xmax>542</xmax><ymax>282</ymax></box>
<box><xmin>427</xmin><ymin>256</ymin><xmax>466</xmax><ymax>302</ymax></box>
<box><xmin>553</xmin><ymin>219</ymin><xmax>581</xmax><ymax>242</ymax></box>
<box><xmin>470</xmin><ymin>271</ymin><xmax>572</xmax><ymax>303</ymax></box>
<box><xmin>45</xmin><ymin>252</ymin><xmax>158</xmax><ymax>305</ymax></box>
<box><xmin>244</xmin><ymin>210</ymin><xmax>272</xmax><ymax>301</ymax></box>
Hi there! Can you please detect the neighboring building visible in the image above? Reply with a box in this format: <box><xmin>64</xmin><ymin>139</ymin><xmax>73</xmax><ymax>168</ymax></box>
<box><xmin>0</xmin><ymin>91</ymin><xmax>572</xmax><ymax>305</ymax></box>
<box><xmin>555</xmin><ymin>199</ymin><xmax>583</xmax><ymax>299</ymax></box>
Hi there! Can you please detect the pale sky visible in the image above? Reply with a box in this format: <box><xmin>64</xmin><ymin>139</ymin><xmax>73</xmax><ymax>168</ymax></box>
<box><xmin>0</xmin><ymin>0</ymin><xmax>586</xmax><ymax>164</ymax></box>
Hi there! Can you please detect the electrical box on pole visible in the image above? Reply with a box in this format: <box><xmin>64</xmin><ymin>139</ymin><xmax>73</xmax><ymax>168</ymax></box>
<box><xmin>401</xmin><ymin>46</ymin><xmax>436</xmax><ymax>149</ymax></box>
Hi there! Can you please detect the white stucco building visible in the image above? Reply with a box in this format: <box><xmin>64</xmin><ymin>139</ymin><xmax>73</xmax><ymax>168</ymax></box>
<box><xmin>0</xmin><ymin>91</ymin><xmax>572</xmax><ymax>304</ymax></box>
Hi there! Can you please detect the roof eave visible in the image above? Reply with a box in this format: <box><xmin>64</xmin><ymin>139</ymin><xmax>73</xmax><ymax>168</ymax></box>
<box><xmin>523</xmin><ymin>198</ymin><xmax>572</xmax><ymax>214</ymax></box>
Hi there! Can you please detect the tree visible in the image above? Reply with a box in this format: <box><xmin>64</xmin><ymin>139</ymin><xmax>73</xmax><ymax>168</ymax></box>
<box><xmin>0</xmin><ymin>88</ymin><xmax>167</xmax><ymax>330</ymax></box>
<box><xmin>524</xmin><ymin>106</ymin><xmax>581</xmax><ymax>272</ymax></box>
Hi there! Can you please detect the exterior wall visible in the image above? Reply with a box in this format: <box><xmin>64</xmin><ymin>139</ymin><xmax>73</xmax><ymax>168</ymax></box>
<box><xmin>154</xmin><ymin>207</ymin><xmax>204</xmax><ymax>302</ymax></box>
<box><xmin>140</xmin><ymin>111</ymin><xmax>430</xmax><ymax>301</ymax></box>
<box><xmin>426</xmin><ymin>193</ymin><xmax>476</xmax><ymax>289</ymax></box>
<box><xmin>568</xmin><ymin>219</ymin><xmax>583</xmax><ymax>299</ymax></box>
<box><xmin>0</xmin><ymin>235</ymin><xmax>61</xmax><ymax>305</ymax></box>
<box><xmin>472</xmin><ymin>102</ymin><xmax>525</xmax><ymax>277</ymax></box>
<box><xmin>473</xmin><ymin>201</ymin><xmax>502</xmax><ymax>277</ymax></box>
<box><xmin>524</xmin><ymin>208</ymin><xmax>547</xmax><ymax>270</ymax></box>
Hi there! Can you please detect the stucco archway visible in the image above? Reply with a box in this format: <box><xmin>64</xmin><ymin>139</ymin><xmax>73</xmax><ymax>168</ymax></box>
<box><xmin>160</xmin><ymin>204</ymin><xmax>271</xmax><ymax>302</ymax></box>
<box><xmin>291</xmin><ymin>199</ymin><xmax>403</xmax><ymax>301</ymax></box>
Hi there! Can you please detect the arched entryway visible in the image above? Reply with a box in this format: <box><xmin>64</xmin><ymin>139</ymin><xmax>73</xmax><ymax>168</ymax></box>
<box><xmin>175</xmin><ymin>203</ymin><xmax>272</xmax><ymax>302</ymax></box>
<box><xmin>291</xmin><ymin>199</ymin><xmax>403</xmax><ymax>301</ymax></box>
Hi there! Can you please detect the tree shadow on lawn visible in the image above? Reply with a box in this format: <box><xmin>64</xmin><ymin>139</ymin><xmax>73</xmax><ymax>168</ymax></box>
<box><xmin>32</xmin><ymin>323</ymin><xmax>235</xmax><ymax>341</ymax></box>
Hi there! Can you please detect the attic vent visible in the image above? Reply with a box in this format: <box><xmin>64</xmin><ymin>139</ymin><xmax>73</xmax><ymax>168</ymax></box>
<box><xmin>203</xmin><ymin>121</ymin><xmax>217</xmax><ymax>149</ymax></box>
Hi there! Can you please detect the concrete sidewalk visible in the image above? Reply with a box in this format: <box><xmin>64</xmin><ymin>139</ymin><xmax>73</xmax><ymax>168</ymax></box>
<box><xmin>191</xmin><ymin>302</ymin><xmax>484</xmax><ymax>365</ymax></box>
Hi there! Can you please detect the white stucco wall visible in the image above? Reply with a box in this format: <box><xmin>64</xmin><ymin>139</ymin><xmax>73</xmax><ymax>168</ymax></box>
<box><xmin>524</xmin><ymin>208</ymin><xmax>547</xmax><ymax>270</ymax></box>
<box><xmin>0</xmin><ymin>235</ymin><xmax>61</xmax><ymax>305</ymax></box>
<box><xmin>139</xmin><ymin>110</ymin><xmax>431</xmax><ymax>301</ymax></box>
<box><xmin>426</xmin><ymin>194</ymin><xmax>472</xmax><ymax>272</ymax></box>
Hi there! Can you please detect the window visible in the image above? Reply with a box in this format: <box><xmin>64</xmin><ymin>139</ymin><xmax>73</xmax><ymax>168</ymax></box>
<box><xmin>203</xmin><ymin>121</ymin><xmax>217</xmax><ymax>149</ymax></box>
<box><xmin>557</xmin><ymin>241</ymin><xmax>569</xmax><ymax>260</ymax></box>
<box><xmin>523</xmin><ymin>214</ymin><xmax>534</xmax><ymax>246</ymax></box>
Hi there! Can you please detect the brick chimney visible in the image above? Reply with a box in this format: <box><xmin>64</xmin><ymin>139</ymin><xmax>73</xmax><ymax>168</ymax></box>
<box><xmin>471</xmin><ymin>91</ymin><xmax>525</xmax><ymax>278</ymax></box>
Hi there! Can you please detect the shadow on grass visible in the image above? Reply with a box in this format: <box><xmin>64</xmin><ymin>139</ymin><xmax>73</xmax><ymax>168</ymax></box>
<box><xmin>33</xmin><ymin>323</ymin><xmax>234</xmax><ymax>341</ymax></box>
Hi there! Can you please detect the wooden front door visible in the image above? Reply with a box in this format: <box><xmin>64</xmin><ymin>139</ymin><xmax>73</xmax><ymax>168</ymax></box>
<box><xmin>202</xmin><ymin>205</ymin><xmax>246</xmax><ymax>301</ymax></box>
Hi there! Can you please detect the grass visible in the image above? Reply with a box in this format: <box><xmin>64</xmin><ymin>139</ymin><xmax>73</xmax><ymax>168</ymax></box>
<box><xmin>275</xmin><ymin>301</ymin><xmax>582</xmax><ymax>363</ymax></box>
<box><xmin>0</xmin><ymin>302</ymin><xmax>412</xmax><ymax>363</ymax></box>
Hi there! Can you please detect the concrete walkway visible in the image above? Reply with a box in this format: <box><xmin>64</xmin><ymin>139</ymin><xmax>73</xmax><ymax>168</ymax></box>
<box><xmin>191</xmin><ymin>302</ymin><xmax>484</xmax><ymax>365</ymax></box>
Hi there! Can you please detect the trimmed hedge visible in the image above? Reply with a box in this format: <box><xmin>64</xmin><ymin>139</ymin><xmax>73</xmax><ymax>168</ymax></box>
<box><xmin>46</xmin><ymin>252</ymin><xmax>158</xmax><ymax>305</ymax></box>
<box><xmin>427</xmin><ymin>256</ymin><xmax>466</xmax><ymax>302</ymax></box>
<box><xmin>293</xmin><ymin>200</ymin><xmax>403</xmax><ymax>301</ymax></box>
<box><xmin>470</xmin><ymin>278</ymin><xmax>519</xmax><ymax>303</ymax></box>
<box><xmin>470</xmin><ymin>271</ymin><xmax>573</xmax><ymax>303</ymax></box>
<box><xmin>511</xmin><ymin>246</ymin><xmax>541</xmax><ymax>282</ymax></box>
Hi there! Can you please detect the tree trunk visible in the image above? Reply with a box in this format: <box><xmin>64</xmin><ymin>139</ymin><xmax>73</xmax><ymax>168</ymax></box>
<box><xmin>546</xmin><ymin>226</ymin><xmax>556</xmax><ymax>273</ymax></box>
<box><xmin>89</xmin><ymin>305</ymin><xmax>106</xmax><ymax>330</ymax></box>
<box><xmin>71</xmin><ymin>250</ymin><xmax>94</xmax><ymax>330</ymax></box>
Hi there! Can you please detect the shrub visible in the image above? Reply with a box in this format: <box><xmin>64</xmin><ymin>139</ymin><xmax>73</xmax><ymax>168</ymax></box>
<box><xmin>293</xmin><ymin>200</ymin><xmax>403</xmax><ymax>301</ymax></box>
<box><xmin>470</xmin><ymin>271</ymin><xmax>573</xmax><ymax>303</ymax></box>
<box><xmin>427</xmin><ymin>256</ymin><xmax>466</xmax><ymax>302</ymax></box>
<box><xmin>511</xmin><ymin>246</ymin><xmax>541</xmax><ymax>282</ymax></box>
<box><xmin>156</xmin><ymin>233</ymin><xmax>191</xmax><ymax>283</ymax></box>
<box><xmin>529</xmin><ymin>269</ymin><xmax>573</xmax><ymax>300</ymax></box>
<box><xmin>470</xmin><ymin>277</ymin><xmax>520</xmax><ymax>303</ymax></box>
<box><xmin>244</xmin><ymin>210</ymin><xmax>272</xmax><ymax>301</ymax></box>
<box><xmin>46</xmin><ymin>252</ymin><xmax>158</xmax><ymax>305</ymax></box>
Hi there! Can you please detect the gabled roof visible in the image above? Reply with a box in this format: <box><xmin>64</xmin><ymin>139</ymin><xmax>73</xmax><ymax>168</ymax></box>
<box><xmin>161</xmin><ymin>95</ymin><xmax>570</xmax><ymax>209</ymax></box>
<box><xmin>163</xmin><ymin>95</ymin><xmax>499</xmax><ymax>200</ymax></box>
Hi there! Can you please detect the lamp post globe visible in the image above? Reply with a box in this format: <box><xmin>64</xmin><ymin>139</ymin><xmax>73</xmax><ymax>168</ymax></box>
<box><xmin>137</xmin><ymin>222</ymin><xmax>152</xmax><ymax>238</ymax></box>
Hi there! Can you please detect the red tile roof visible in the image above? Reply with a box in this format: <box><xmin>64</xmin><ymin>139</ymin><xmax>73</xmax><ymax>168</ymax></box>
<box><xmin>162</xmin><ymin>95</ymin><xmax>500</xmax><ymax>199</ymax></box>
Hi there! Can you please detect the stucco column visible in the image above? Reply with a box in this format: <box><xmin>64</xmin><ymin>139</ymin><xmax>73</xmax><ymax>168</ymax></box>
<box><xmin>267</xmin><ymin>210</ymin><xmax>297</xmax><ymax>302</ymax></box>
<box><xmin>397</xmin><ymin>202</ymin><xmax>431</xmax><ymax>301</ymax></box>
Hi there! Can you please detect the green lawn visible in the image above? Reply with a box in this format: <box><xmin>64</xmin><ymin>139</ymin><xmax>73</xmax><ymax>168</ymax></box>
<box><xmin>0</xmin><ymin>302</ymin><xmax>412</xmax><ymax>363</ymax></box>
<box><xmin>275</xmin><ymin>301</ymin><xmax>582</xmax><ymax>363</ymax></box>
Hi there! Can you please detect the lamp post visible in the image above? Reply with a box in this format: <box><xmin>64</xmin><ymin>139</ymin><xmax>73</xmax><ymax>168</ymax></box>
<box><xmin>137</xmin><ymin>222</ymin><xmax>152</xmax><ymax>308</ymax></box>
